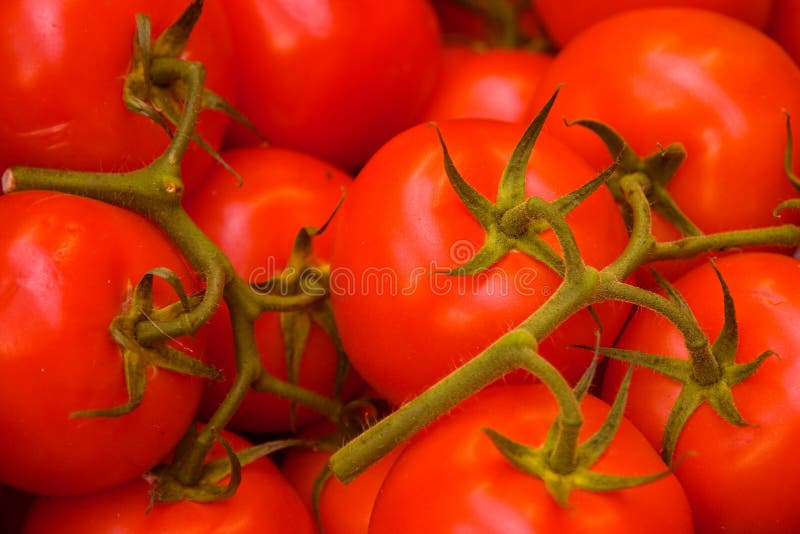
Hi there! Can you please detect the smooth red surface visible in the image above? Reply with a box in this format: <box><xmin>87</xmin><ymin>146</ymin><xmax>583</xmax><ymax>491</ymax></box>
<box><xmin>0</xmin><ymin>191</ymin><xmax>204</xmax><ymax>496</ymax></box>
<box><xmin>536</xmin><ymin>0</ymin><xmax>773</xmax><ymax>48</ymax></box>
<box><xmin>221</xmin><ymin>0</ymin><xmax>442</xmax><ymax>171</ymax></box>
<box><xmin>422</xmin><ymin>45</ymin><xmax>553</xmax><ymax>124</ymax></box>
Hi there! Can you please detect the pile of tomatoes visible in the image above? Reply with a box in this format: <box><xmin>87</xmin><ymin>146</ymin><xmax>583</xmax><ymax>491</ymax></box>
<box><xmin>2</xmin><ymin>1</ymin><xmax>800</xmax><ymax>532</ymax></box>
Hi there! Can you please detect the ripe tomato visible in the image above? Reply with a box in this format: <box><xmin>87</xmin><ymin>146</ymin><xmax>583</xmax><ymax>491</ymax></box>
<box><xmin>421</xmin><ymin>45</ymin><xmax>553</xmax><ymax>124</ymax></box>
<box><xmin>603</xmin><ymin>252</ymin><xmax>800</xmax><ymax>533</ymax></box>
<box><xmin>185</xmin><ymin>147</ymin><xmax>361</xmax><ymax>434</ymax></box>
<box><xmin>531</xmin><ymin>8</ymin><xmax>800</xmax><ymax>239</ymax></box>
<box><xmin>0</xmin><ymin>0</ymin><xmax>234</xmax><ymax>188</ymax></box>
<box><xmin>535</xmin><ymin>0</ymin><xmax>774</xmax><ymax>48</ymax></box>
<box><xmin>331</xmin><ymin>119</ymin><xmax>630</xmax><ymax>405</ymax></box>
<box><xmin>0</xmin><ymin>191</ymin><xmax>205</xmax><ymax>496</ymax></box>
<box><xmin>22</xmin><ymin>429</ymin><xmax>317</xmax><ymax>534</ymax></box>
<box><xmin>282</xmin><ymin>423</ymin><xmax>403</xmax><ymax>534</ymax></box>
<box><xmin>370</xmin><ymin>384</ymin><xmax>694</xmax><ymax>533</ymax></box>
<box><xmin>220</xmin><ymin>0</ymin><xmax>442</xmax><ymax>172</ymax></box>
<box><xmin>767</xmin><ymin>0</ymin><xmax>800</xmax><ymax>67</ymax></box>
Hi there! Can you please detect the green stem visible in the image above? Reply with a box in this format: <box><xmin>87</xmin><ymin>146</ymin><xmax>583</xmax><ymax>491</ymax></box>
<box><xmin>251</xmin><ymin>374</ymin><xmax>342</xmax><ymax>421</ymax></box>
<box><xmin>524</xmin><ymin>196</ymin><xmax>585</xmax><ymax>281</ymax></box>
<box><xmin>170</xmin><ymin>295</ymin><xmax>263</xmax><ymax>486</ymax></box>
<box><xmin>330</xmin><ymin>327</ymin><xmax>586</xmax><ymax>483</ymax></box>
<box><xmin>604</xmin><ymin>174</ymin><xmax>655</xmax><ymax>280</ymax></box>
<box><xmin>149</xmin><ymin>57</ymin><xmax>205</xmax><ymax>169</ymax></box>
<box><xmin>330</xmin><ymin>254</ymin><xmax>599</xmax><ymax>483</ymax></box>
<box><xmin>648</xmin><ymin>225</ymin><xmax>800</xmax><ymax>262</ymax></box>
<box><xmin>600</xmin><ymin>278</ymin><xmax>721</xmax><ymax>384</ymax></box>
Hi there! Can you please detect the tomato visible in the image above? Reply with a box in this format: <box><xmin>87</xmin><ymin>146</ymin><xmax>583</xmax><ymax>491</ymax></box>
<box><xmin>185</xmin><ymin>147</ymin><xmax>361</xmax><ymax>434</ymax></box>
<box><xmin>767</xmin><ymin>0</ymin><xmax>800</xmax><ymax>67</ymax></box>
<box><xmin>370</xmin><ymin>384</ymin><xmax>694</xmax><ymax>533</ymax></box>
<box><xmin>0</xmin><ymin>191</ymin><xmax>205</xmax><ymax>496</ymax></box>
<box><xmin>535</xmin><ymin>0</ymin><xmax>774</xmax><ymax>48</ymax></box>
<box><xmin>331</xmin><ymin>119</ymin><xmax>630</xmax><ymax>405</ymax></box>
<box><xmin>603</xmin><ymin>252</ymin><xmax>800</xmax><ymax>533</ymax></box>
<box><xmin>281</xmin><ymin>423</ymin><xmax>403</xmax><ymax>534</ymax></box>
<box><xmin>421</xmin><ymin>45</ymin><xmax>553</xmax><ymax>124</ymax></box>
<box><xmin>531</xmin><ymin>8</ymin><xmax>800</xmax><ymax>242</ymax></box>
<box><xmin>0</xmin><ymin>0</ymin><xmax>234</xmax><ymax>189</ymax></box>
<box><xmin>220</xmin><ymin>0</ymin><xmax>442</xmax><ymax>172</ymax></box>
<box><xmin>22</xmin><ymin>428</ymin><xmax>317</xmax><ymax>534</ymax></box>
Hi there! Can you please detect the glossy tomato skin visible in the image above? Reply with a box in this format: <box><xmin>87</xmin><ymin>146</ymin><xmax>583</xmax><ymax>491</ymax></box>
<box><xmin>421</xmin><ymin>45</ymin><xmax>553</xmax><ymax>124</ymax></box>
<box><xmin>531</xmin><ymin>8</ymin><xmax>800</xmax><ymax>240</ymax></box>
<box><xmin>370</xmin><ymin>384</ymin><xmax>694</xmax><ymax>533</ymax></box>
<box><xmin>23</xmin><ymin>429</ymin><xmax>317</xmax><ymax>534</ymax></box>
<box><xmin>0</xmin><ymin>0</ymin><xmax>234</xmax><ymax>189</ymax></box>
<box><xmin>221</xmin><ymin>0</ymin><xmax>442</xmax><ymax>172</ymax></box>
<box><xmin>281</xmin><ymin>423</ymin><xmax>403</xmax><ymax>534</ymax></box>
<box><xmin>0</xmin><ymin>191</ymin><xmax>205</xmax><ymax>496</ymax></box>
<box><xmin>535</xmin><ymin>0</ymin><xmax>773</xmax><ymax>48</ymax></box>
<box><xmin>331</xmin><ymin>119</ymin><xmax>630</xmax><ymax>405</ymax></box>
<box><xmin>603</xmin><ymin>253</ymin><xmax>800</xmax><ymax>533</ymax></box>
<box><xmin>185</xmin><ymin>147</ymin><xmax>361</xmax><ymax>434</ymax></box>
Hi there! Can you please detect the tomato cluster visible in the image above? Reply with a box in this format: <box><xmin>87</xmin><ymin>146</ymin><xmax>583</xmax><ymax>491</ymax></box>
<box><xmin>2</xmin><ymin>1</ymin><xmax>800</xmax><ymax>533</ymax></box>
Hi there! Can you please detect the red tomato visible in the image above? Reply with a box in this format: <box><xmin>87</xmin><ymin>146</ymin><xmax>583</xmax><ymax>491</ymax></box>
<box><xmin>22</xmin><ymin>429</ymin><xmax>317</xmax><ymax>534</ymax></box>
<box><xmin>603</xmin><ymin>252</ymin><xmax>800</xmax><ymax>533</ymax></box>
<box><xmin>331</xmin><ymin>119</ymin><xmax>630</xmax><ymax>405</ymax></box>
<box><xmin>220</xmin><ymin>0</ymin><xmax>442</xmax><ymax>172</ymax></box>
<box><xmin>531</xmin><ymin>8</ymin><xmax>800</xmax><ymax>241</ymax></box>
<box><xmin>421</xmin><ymin>45</ymin><xmax>553</xmax><ymax>124</ymax></box>
<box><xmin>767</xmin><ymin>0</ymin><xmax>800</xmax><ymax>67</ymax></box>
<box><xmin>0</xmin><ymin>191</ymin><xmax>205</xmax><ymax>496</ymax></box>
<box><xmin>282</xmin><ymin>423</ymin><xmax>403</xmax><ymax>534</ymax></box>
<box><xmin>0</xmin><ymin>0</ymin><xmax>234</xmax><ymax>189</ymax></box>
<box><xmin>370</xmin><ymin>384</ymin><xmax>694</xmax><ymax>533</ymax></box>
<box><xmin>185</xmin><ymin>147</ymin><xmax>361</xmax><ymax>433</ymax></box>
<box><xmin>535</xmin><ymin>0</ymin><xmax>773</xmax><ymax>48</ymax></box>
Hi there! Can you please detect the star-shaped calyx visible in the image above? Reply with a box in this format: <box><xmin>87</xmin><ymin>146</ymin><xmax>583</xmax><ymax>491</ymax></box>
<box><xmin>581</xmin><ymin>263</ymin><xmax>774</xmax><ymax>463</ymax></box>
<box><xmin>433</xmin><ymin>89</ymin><xmax>615</xmax><ymax>277</ymax></box>
<box><xmin>485</xmin><ymin>347</ymin><xmax>670</xmax><ymax>507</ymax></box>
<box><xmin>568</xmin><ymin>119</ymin><xmax>702</xmax><ymax>237</ymax></box>
<box><xmin>71</xmin><ymin>267</ymin><xmax>222</xmax><ymax>419</ymax></box>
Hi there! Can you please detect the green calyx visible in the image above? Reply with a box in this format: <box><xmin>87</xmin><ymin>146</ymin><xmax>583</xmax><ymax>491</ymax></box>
<box><xmin>433</xmin><ymin>88</ymin><xmax>610</xmax><ymax>278</ymax></box>
<box><xmin>70</xmin><ymin>268</ymin><xmax>221</xmax><ymax>419</ymax></box>
<box><xmin>124</xmin><ymin>0</ymin><xmax>262</xmax><ymax>183</ymax></box>
<box><xmin>151</xmin><ymin>425</ymin><xmax>309</xmax><ymax>505</ymax></box>
<box><xmin>486</xmin><ymin>360</ymin><xmax>669</xmax><ymax>506</ymax></box>
<box><xmin>569</xmin><ymin>119</ymin><xmax>701</xmax><ymax>237</ymax></box>
<box><xmin>258</xmin><ymin>203</ymin><xmax>352</xmax><ymax>431</ymax></box>
<box><xmin>586</xmin><ymin>263</ymin><xmax>774</xmax><ymax>463</ymax></box>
